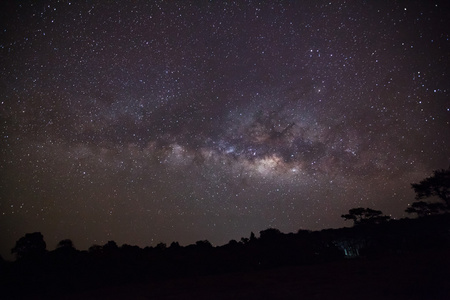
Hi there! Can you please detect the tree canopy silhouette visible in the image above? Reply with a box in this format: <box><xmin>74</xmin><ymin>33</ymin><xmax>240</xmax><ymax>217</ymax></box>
<box><xmin>57</xmin><ymin>239</ymin><xmax>75</xmax><ymax>250</ymax></box>
<box><xmin>411</xmin><ymin>168</ymin><xmax>450</xmax><ymax>205</ymax></box>
<box><xmin>341</xmin><ymin>207</ymin><xmax>390</xmax><ymax>226</ymax></box>
<box><xmin>406</xmin><ymin>168</ymin><xmax>450</xmax><ymax>217</ymax></box>
<box><xmin>405</xmin><ymin>201</ymin><xmax>447</xmax><ymax>217</ymax></box>
<box><xmin>11</xmin><ymin>232</ymin><xmax>47</xmax><ymax>260</ymax></box>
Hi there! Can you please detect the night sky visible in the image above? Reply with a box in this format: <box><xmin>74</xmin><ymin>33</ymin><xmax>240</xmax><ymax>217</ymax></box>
<box><xmin>1</xmin><ymin>1</ymin><xmax>449</xmax><ymax>260</ymax></box>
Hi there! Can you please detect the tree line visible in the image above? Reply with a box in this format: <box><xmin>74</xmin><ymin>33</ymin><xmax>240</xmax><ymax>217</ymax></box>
<box><xmin>1</xmin><ymin>168</ymin><xmax>449</xmax><ymax>298</ymax></box>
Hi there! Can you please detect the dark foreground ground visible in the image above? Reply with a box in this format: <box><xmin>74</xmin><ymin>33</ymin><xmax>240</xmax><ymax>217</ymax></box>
<box><xmin>57</xmin><ymin>248</ymin><xmax>450</xmax><ymax>300</ymax></box>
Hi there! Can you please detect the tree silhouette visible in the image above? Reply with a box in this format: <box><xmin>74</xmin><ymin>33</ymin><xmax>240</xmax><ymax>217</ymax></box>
<box><xmin>240</xmin><ymin>232</ymin><xmax>256</xmax><ymax>244</ymax></box>
<box><xmin>54</xmin><ymin>239</ymin><xmax>77</xmax><ymax>258</ymax></box>
<box><xmin>240</xmin><ymin>237</ymin><xmax>249</xmax><ymax>244</ymax></box>
<box><xmin>406</xmin><ymin>169</ymin><xmax>450</xmax><ymax>217</ymax></box>
<box><xmin>341</xmin><ymin>208</ymin><xmax>390</xmax><ymax>226</ymax></box>
<box><xmin>103</xmin><ymin>241</ymin><xmax>119</xmax><ymax>251</ymax></box>
<box><xmin>227</xmin><ymin>239</ymin><xmax>239</xmax><ymax>246</ymax></box>
<box><xmin>195</xmin><ymin>240</ymin><xmax>213</xmax><ymax>249</ymax></box>
<box><xmin>169</xmin><ymin>241</ymin><xmax>181</xmax><ymax>249</ymax></box>
<box><xmin>259</xmin><ymin>228</ymin><xmax>282</xmax><ymax>241</ymax></box>
<box><xmin>411</xmin><ymin>168</ymin><xmax>450</xmax><ymax>205</ymax></box>
<box><xmin>405</xmin><ymin>201</ymin><xmax>447</xmax><ymax>217</ymax></box>
<box><xmin>250</xmin><ymin>231</ymin><xmax>256</xmax><ymax>242</ymax></box>
<box><xmin>88</xmin><ymin>244</ymin><xmax>103</xmax><ymax>255</ymax></box>
<box><xmin>11</xmin><ymin>232</ymin><xmax>47</xmax><ymax>260</ymax></box>
<box><xmin>57</xmin><ymin>239</ymin><xmax>75</xmax><ymax>250</ymax></box>
<box><xmin>156</xmin><ymin>242</ymin><xmax>167</xmax><ymax>250</ymax></box>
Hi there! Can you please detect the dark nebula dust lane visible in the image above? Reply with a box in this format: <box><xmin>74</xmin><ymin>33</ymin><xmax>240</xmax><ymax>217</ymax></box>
<box><xmin>1</xmin><ymin>1</ymin><xmax>449</xmax><ymax>259</ymax></box>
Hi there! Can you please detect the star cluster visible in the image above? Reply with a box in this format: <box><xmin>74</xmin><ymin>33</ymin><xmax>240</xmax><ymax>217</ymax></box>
<box><xmin>1</xmin><ymin>1</ymin><xmax>449</xmax><ymax>259</ymax></box>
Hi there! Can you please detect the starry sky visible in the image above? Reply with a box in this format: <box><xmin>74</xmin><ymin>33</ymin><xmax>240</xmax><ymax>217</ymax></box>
<box><xmin>1</xmin><ymin>1</ymin><xmax>449</xmax><ymax>259</ymax></box>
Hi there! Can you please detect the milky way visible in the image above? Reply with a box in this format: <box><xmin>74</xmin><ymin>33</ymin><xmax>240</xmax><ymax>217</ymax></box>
<box><xmin>1</xmin><ymin>1</ymin><xmax>449</xmax><ymax>259</ymax></box>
